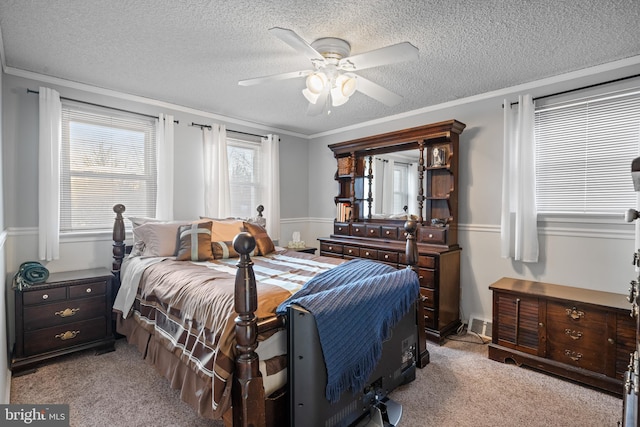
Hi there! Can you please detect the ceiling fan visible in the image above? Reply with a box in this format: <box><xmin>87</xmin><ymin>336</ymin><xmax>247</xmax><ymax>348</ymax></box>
<box><xmin>238</xmin><ymin>27</ymin><xmax>419</xmax><ymax>115</ymax></box>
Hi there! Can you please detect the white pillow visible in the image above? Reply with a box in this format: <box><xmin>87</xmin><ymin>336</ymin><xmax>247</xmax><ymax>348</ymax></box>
<box><xmin>133</xmin><ymin>222</ymin><xmax>186</xmax><ymax>257</ymax></box>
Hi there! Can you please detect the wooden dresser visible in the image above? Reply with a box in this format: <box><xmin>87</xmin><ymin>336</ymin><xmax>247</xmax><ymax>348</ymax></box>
<box><xmin>489</xmin><ymin>277</ymin><xmax>635</xmax><ymax>394</ymax></box>
<box><xmin>318</xmin><ymin>120</ymin><xmax>466</xmax><ymax>368</ymax></box>
<box><xmin>11</xmin><ymin>268</ymin><xmax>116</xmax><ymax>373</ymax></box>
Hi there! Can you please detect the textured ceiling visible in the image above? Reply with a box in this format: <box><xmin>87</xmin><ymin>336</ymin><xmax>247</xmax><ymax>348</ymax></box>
<box><xmin>1</xmin><ymin>0</ymin><xmax>639</xmax><ymax>136</ymax></box>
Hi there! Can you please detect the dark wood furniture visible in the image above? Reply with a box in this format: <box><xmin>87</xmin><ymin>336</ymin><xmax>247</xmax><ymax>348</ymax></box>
<box><xmin>488</xmin><ymin>277</ymin><xmax>636</xmax><ymax>395</ymax></box>
<box><xmin>287</xmin><ymin>246</ymin><xmax>317</xmax><ymax>254</ymax></box>
<box><xmin>11</xmin><ymin>268</ymin><xmax>115</xmax><ymax>374</ymax></box>
<box><xmin>111</xmin><ymin>205</ymin><xmax>420</xmax><ymax>427</ymax></box>
<box><xmin>318</xmin><ymin>119</ymin><xmax>466</xmax><ymax>361</ymax></box>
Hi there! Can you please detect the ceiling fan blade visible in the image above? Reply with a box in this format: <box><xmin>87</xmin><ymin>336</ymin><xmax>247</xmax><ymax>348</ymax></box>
<box><xmin>353</xmin><ymin>75</ymin><xmax>403</xmax><ymax>106</ymax></box>
<box><xmin>269</xmin><ymin>27</ymin><xmax>326</xmax><ymax>64</ymax></box>
<box><xmin>307</xmin><ymin>88</ymin><xmax>329</xmax><ymax>116</ymax></box>
<box><xmin>339</xmin><ymin>42</ymin><xmax>419</xmax><ymax>71</ymax></box>
<box><xmin>238</xmin><ymin>70</ymin><xmax>311</xmax><ymax>86</ymax></box>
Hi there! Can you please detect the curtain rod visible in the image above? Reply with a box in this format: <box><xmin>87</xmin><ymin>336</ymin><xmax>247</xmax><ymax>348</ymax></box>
<box><xmin>189</xmin><ymin>122</ymin><xmax>266</xmax><ymax>138</ymax></box>
<box><xmin>504</xmin><ymin>73</ymin><xmax>640</xmax><ymax>107</ymax></box>
<box><xmin>27</xmin><ymin>89</ymin><xmax>179</xmax><ymax>123</ymax></box>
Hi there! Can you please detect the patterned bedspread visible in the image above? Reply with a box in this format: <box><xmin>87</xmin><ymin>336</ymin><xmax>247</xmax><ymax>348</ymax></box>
<box><xmin>113</xmin><ymin>249</ymin><xmax>342</xmax><ymax>418</ymax></box>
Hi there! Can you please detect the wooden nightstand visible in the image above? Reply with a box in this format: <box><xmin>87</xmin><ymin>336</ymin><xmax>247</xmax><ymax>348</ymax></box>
<box><xmin>288</xmin><ymin>246</ymin><xmax>317</xmax><ymax>255</ymax></box>
<box><xmin>11</xmin><ymin>268</ymin><xmax>115</xmax><ymax>374</ymax></box>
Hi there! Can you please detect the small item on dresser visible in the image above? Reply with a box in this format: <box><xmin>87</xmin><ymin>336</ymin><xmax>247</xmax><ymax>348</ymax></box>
<box><xmin>430</xmin><ymin>218</ymin><xmax>448</xmax><ymax>227</ymax></box>
<box><xmin>288</xmin><ymin>231</ymin><xmax>306</xmax><ymax>248</ymax></box>
<box><xmin>13</xmin><ymin>261</ymin><xmax>49</xmax><ymax>291</ymax></box>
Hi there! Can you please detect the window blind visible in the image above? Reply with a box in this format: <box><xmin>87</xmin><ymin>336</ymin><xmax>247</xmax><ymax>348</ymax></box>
<box><xmin>227</xmin><ymin>138</ymin><xmax>262</xmax><ymax>218</ymax></box>
<box><xmin>534</xmin><ymin>90</ymin><xmax>640</xmax><ymax>214</ymax></box>
<box><xmin>60</xmin><ymin>103</ymin><xmax>157</xmax><ymax>232</ymax></box>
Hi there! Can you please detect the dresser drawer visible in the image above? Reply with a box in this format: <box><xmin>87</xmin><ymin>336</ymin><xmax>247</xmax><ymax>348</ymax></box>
<box><xmin>417</xmin><ymin>268</ymin><xmax>435</xmax><ymax>289</ymax></box>
<box><xmin>418</xmin><ymin>227</ymin><xmax>446</xmax><ymax>244</ymax></box>
<box><xmin>320</xmin><ymin>242</ymin><xmax>343</xmax><ymax>255</ymax></box>
<box><xmin>365</xmin><ymin>225</ymin><xmax>381</xmax><ymax>238</ymax></box>
<box><xmin>69</xmin><ymin>280</ymin><xmax>107</xmax><ymax>299</ymax></box>
<box><xmin>420</xmin><ymin>287</ymin><xmax>435</xmax><ymax>309</ymax></box>
<box><xmin>423</xmin><ymin>307</ymin><xmax>436</xmax><ymax>329</ymax></box>
<box><xmin>23</xmin><ymin>287</ymin><xmax>67</xmax><ymax>305</ymax></box>
<box><xmin>360</xmin><ymin>248</ymin><xmax>378</xmax><ymax>260</ymax></box>
<box><xmin>333</xmin><ymin>223</ymin><xmax>350</xmax><ymax>236</ymax></box>
<box><xmin>23</xmin><ymin>296</ymin><xmax>107</xmax><ymax>331</ymax></box>
<box><xmin>24</xmin><ymin>317</ymin><xmax>108</xmax><ymax>356</ymax></box>
<box><xmin>351</xmin><ymin>223</ymin><xmax>366</xmax><ymax>237</ymax></box>
<box><xmin>418</xmin><ymin>256</ymin><xmax>436</xmax><ymax>269</ymax></box>
<box><xmin>343</xmin><ymin>246</ymin><xmax>360</xmax><ymax>258</ymax></box>
<box><xmin>381</xmin><ymin>226</ymin><xmax>398</xmax><ymax>240</ymax></box>
<box><xmin>547</xmin><ymin>301</ymin><xmax>607</xmax><ymax>328</ymax></box>
<box><xmin>378</xmin><ymin>251</ymin><xmax>398</xmax><ymax>263</ymax></box>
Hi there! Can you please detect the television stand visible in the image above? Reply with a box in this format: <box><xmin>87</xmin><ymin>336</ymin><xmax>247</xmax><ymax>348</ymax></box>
<box><xmin>355</xmin><ymin>398</ymin><xmax>403</xmax><ymax>427</ymax></box>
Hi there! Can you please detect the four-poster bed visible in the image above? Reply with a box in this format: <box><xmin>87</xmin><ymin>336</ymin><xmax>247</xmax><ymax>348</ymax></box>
<box><xmin>111</xmin><ymin>204</ymin><xmax>421</xmax><ymax>427</ymax></box>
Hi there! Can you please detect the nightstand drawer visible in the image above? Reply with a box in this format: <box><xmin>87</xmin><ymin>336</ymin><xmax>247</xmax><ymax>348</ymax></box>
<box><xmin>378</xmin><ymin>251</ymin><xmax>398</xmax><ymax>263</ymax></box>
<box><xmin>69</xmin><ymin>280</ymin><xmax>107</xmax><ymax>299</ymax></box>
<box><xmin>23</xmin><ymin>296</ymin><xmax>107</xmax><ymax>331</ymax></box>
<box><xmin>24</xmin><ymin>317</ymin><xmax>107</xmax><ymax>356</ymax></box>
<box><xmin>420</xmin><ymin>288</ymin><xmax>436</xmax><ymax>309</ymax></box>
<box><xmin>23</xmin><ymin>287</ymin><xmax>67</xmax><ymax>305</ymax></box>
<box><xmin>417</xmin><ymin>268</ymin><xmax>435</xmax><ymax>288</ymax></box>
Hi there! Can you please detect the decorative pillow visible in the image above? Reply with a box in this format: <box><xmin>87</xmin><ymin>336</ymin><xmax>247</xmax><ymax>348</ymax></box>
<box><xmin>243</xmin><ymin>222</ymin><xmax>275</xmax><ymax>255</ymax></box>
<box><xmin>210</xmin><ymin>219</ymin><xmax>245</xmax><ymax>242</ymax></box>
<box><xmin>211</xmin><ymin>241</ymin><xmax>240</xmax><ymax>259</ymax></box>
<box><xmin>134</xmin><ymin>222</ymin><xmax>185</xmax><ymax>257</ymax></box>
<box><xmin>176</xmin><ymin>222</ymin><xmax>214</xmax><ymax>261</ymax></box>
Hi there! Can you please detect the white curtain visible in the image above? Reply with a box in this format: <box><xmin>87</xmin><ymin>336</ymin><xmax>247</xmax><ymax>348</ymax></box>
<box><xmin>382</xmin><ymin>159</ymin><xmax>394</xmax><ymax>214</ymax></box>
<box><xmin>202</xmin><ymin>124</ymin><xmax>231</xmax><ymax>218</ymax></box>
<box><xmin>38</xmin><ymin>87</ymin><xmax>62</xmax><ymax>261</ymax></box>
<box><xmin>156</xmin><ymin>113</ymin><xmax>175</xmax><ymax>219</ymax></box>
<box><xmin>501</xmin><ymin>94</ymin><xmax>539</xmax><ymax>262</ymax></box>
<box><xmin>262</xmin><ymin>134</ymin><xmax>281</xmax><ymax>242</ymax></box>
<box><xmin>408</xmin><ymin>162</ymin><xmax>419</xmax><ymax>217</ymax></box>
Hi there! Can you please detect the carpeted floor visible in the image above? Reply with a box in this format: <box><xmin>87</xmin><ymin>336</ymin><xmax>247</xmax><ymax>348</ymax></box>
<box><xmin>10</xmin><ymin>333</ymin><xmax>623</xmax><ymax>426</ymax></box>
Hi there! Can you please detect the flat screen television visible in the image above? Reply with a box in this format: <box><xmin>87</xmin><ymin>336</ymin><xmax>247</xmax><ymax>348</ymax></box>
<box><xmin>287</xmin><ymin>303</ymin><xmax>417</xmax><ymax>427</ymax></box>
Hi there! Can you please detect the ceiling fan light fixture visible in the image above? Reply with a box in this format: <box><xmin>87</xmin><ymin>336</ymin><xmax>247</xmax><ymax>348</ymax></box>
<box><xmin>302</xmin><ymin>88</ymin><xmax>320</xmax><ymax>104</ymax></box>
<box><xmin>337</xmin><ymin>74</ymin><xmax>357</xmax><ymax>97</ymax></box>
<box><xmin>305</xmin><ymin>72</ymin><xmax>327</xmax><ymax>94</ymax></box>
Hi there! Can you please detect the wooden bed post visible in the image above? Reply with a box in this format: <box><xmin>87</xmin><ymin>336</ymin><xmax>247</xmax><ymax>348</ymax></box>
<box><xmin>112</xmin><ymin>204</ymin><xmax>126</xmax><ymax>287</ymax></box>
<box><xmin>404</xmin><ymin>218</ymin><xmax>430</xmax><ymax>368</ymax></box>
<box><xmin>232</xmin><ymin>232</ymin><xmax>266</xmax><ymax>427</ymax></box>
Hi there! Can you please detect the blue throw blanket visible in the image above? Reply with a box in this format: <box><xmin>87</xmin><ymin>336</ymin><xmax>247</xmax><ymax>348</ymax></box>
<box><xmin>277</xmin><ymin>259</ymin><xmax>419</xmax><ymax>402</ymax></box>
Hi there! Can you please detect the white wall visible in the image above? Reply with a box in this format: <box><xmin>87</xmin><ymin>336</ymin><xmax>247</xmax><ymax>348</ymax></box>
<box><xmin>307</xmin><ymin>58</ymin><xmax>640</xmax><ymax>324</ymax></box>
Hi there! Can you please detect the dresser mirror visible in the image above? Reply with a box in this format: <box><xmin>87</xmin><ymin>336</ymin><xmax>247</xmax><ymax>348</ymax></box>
<box><xmin>367</xmin><ymin>149</ymin><xmax>420</xmax><ymax>220</ymax></box>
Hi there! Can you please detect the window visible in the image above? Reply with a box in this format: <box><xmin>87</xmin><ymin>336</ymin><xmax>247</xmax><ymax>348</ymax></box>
<box><xmin>393</xmin><ymin>162</ymin><xmax>409</xmax><ymax>213</ymax></box>
<box><xmin>227</xmin><ymin>137</ymin><xmax>262</xmax><ymax>218</ymax></box>
<box><xmin>60</xmin><ymin>102</ymin><xmax>157</xmax><ymax>232</ymax></box>
<box><xmin>535</xmin><ymin>89</ymin><xmax>640</xmax><ymax>215</ymax></box>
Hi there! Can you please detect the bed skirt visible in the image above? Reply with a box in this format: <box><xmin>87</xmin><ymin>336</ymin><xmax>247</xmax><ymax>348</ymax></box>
<box><xmin>115</xmin><ymin>313</ymin><xmax>288</xmax><ymax>425</ymax></box>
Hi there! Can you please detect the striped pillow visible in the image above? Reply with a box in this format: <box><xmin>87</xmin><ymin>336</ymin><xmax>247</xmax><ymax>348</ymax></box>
<box><xmin>176</xmin><ymin>221</ymin><xmax>214</xmax><ymax>261</ymax></box>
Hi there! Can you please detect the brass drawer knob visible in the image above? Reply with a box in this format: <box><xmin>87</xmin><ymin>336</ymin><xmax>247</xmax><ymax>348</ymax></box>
<box><xmin>55</xmin><ymin>330</ymin><xmax>80</xmax><ymax>341</ymax></box>
<box><xmin>55</xmin><ymin>308</ymin><xmax>80</xmax><ymax>318</ymax></box>
<box><xmin>564</xmin><ymin>329</ymin><xmax>583</xmax><ymax>340</ymax></box>
<box><xmin>565</xmin><ymin>307</ymin><xmax>584</xmax><ymax>320</ymax></box>
<box><xmin>564</xmin><ymin>350</ymin><xmax>582</xmax><ymax>362</ymax></box>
